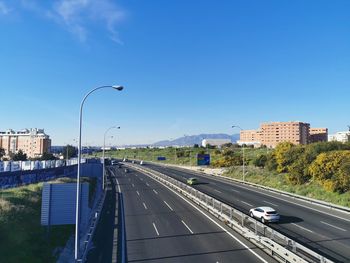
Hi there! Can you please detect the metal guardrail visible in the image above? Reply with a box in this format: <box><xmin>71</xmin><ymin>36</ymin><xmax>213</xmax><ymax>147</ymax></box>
<box><xmin>126</xmin><ymin>163</ymin><xmax>333</xmax><ymax>263</ymax></box>
<box><xmin>156</xmin><ymin>162</ymin><xmax>350</xmax><ymax>214</ymax></box>
<box><xmin>80</xmin><ymin>186</ymin><xmax>107</xmax><ymax>262</ymax></box>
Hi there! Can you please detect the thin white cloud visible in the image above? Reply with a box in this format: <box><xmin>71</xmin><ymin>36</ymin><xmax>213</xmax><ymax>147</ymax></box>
<box><xmin>0</xmin><ymin>1</ymin><xmax>11</xmax><ymax>15</ymax></box>
<box><xmin>12</xmin><ymin>0</ymin><xmax>125</xmax><ymax>43</ymax></box>
<box><xmin>51</xmin><ymin>0</ymin><xmax>125</xmax><ymax>43</ymax></box>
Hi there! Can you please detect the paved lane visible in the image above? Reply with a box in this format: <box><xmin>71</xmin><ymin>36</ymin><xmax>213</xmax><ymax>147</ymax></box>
<box><xmin>112</xmin><ymin>165</ymin><xmax>276</xmax><ymax>263</ymax></box>
<box><xmin>144</xmin><ymin>163</ymin><xmax>350</xmax><ymax>263</ymax></box>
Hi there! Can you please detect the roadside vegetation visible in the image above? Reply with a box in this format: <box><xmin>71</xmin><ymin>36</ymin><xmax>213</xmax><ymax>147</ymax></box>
<box><xmin>101</xmin><ymin>141</ymin><xmax>350</xmax><ymax>207</ymax></box>
<box><xmin>0</xmin><ymin>178</ymin><xmax>75</xmax><ymax>263</ymax></box>
<box><xmin>0</xmin><ymin>176</ymin><xmax>98</xmax><ymax>263</ymax></box>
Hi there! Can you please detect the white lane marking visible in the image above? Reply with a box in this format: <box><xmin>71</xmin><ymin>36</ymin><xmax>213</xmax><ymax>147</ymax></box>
<box><xmin>181</xmin><ymin>220</ymin><xmax>194</xmax><ymax>234</ymax></box>
<box><xmin>132</xmin><ymin>183</ymin><xmax>135</xmax><ymax>187</ymax></box>
<box><xmin>241</xmin><ymin>201</ymin><xmax>253</xmax><ymax>207</ymax></box>
<box><xmin>263</xmin><ymin>201</ymin><xmax>278</xmax><ymax>207</ymax></box>
<box><xmin>214</xmin><ymin>189</ymin><xmax>222</xmax><ymax>194</ymax></box>
<box><xmin>116</xmin><ymin>178</ymin><xmax>121</xmax><ymax>193</ymax></box>
<box><xmin>143</xmin><ymin>202</ymin><xmax>148</xmax><ymax>210</ymax></box>
<box><xmin>136</xmin><ymin>191</ymin><xmax>140</xmax><ymax>196</ymax></box>
<box><xmin>163</xmin><ymin>201</ymin><xmax>173</xmax><ymax>211</ymax></box>
<box><xmin>192</xmin><ymin>172</ymin><xmax>350</xmax><ymax>223</ymax></box>
<box><xmin>291</xmin><ymin>223</ymin><xmax>313</xmax><ymax>233</ymax></box>
<box><xmin>146</xmin><ymin>183</ymin><xmax>150</xmax><ymax>186</ymax></box>
<box><xmin>320</xmin><ymin>221</ymin><xmax>347</xmax><ymax>232</ymax></box>
<box><xmin>145</xmin><ymin>172</ymin><xmax>269</xmax><ymax>263</ymax></box>
<box><xmin>231</xmin><ymin>189</ymin><xmax>240</xmax><ymax>193</ymax></box>
<box><xmin>153</xmin><ymin>189</ymin><xmax>158</xmax><ymax>195</ymax></box>
<box><xmin>152</xmin><ymin>222</ymin><xmax>159</xmax><ymax>236</ymax></box>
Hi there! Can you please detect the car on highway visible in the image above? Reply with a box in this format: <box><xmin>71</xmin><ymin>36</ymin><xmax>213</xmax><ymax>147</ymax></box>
<box><xmin>249</xmin><ymin>206</ymin><xmax>280</xmax><ymax>223</ymax></box>
<box><xmin>186</xmin><ymin>177</ymin><xmax>198</xmax><ymax>185</ymax></box>
<box><xmin>140</xmin><ymin>160</ymin><xmax>144</xmax><ymax>165</ymax></box>
<box><xmin>111</xmin><ymin>160</ymin><xmax>118</xmax><ymax>165</ymax></box>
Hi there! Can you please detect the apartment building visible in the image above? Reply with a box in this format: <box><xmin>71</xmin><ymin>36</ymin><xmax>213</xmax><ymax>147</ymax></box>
<box><xmin>238</xmin><ymin>130</ymin><xmax>261</xmax><ymax>147</ymax></box>
<box><xmin>0</xmin><ymin>128</ymin><xmax>51</xmax><ymax>158</ymax></box>
<box><xmin>309</xmin><ymin>128</ymin><xmax>328</xmax><ymax>143</ymax></box>
<box><xmin>239</xmin><ymin>121</ymin><xmax>327</xmax><ymax>148</ymax></box>
<box><xmin>259</xmin><ymin>122</ymin><xmax>310</xmax><ymax>148</ymax></box>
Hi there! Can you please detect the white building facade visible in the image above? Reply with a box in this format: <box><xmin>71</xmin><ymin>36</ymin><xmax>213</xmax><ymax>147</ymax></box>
<box><xmin>328</xmin><ymin>131</ymin><xmax>350</xmax><ymax>143</ymax></box>
<box><xmin>201</xmin><ymin>139</ymin><xmax>231</xmax><ymax>147</ymax></box>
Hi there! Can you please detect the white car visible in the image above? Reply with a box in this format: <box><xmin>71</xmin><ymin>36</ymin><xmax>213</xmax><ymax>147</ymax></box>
<box><xmin>249</xmin><ymin>206</ymin><xmax>280</xmax><ymax>223</ymax></box>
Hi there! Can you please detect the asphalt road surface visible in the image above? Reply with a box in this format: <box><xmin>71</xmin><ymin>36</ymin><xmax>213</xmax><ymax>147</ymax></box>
<box><xmin>143</xmin><ymin>162</ymin><xmax>350</xmax><ymax>263</ymax></box>
<box><xmin>109</xmin><ymin>165</ymin><xmax>277</xmax><ymax>263</ymax></box>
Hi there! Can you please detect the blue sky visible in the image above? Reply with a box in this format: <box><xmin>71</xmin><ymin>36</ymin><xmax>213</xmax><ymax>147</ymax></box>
<box><xmin>0</xmin><ymin>0</ymin><xmax>349</xmax><ymax>146</ymax></box>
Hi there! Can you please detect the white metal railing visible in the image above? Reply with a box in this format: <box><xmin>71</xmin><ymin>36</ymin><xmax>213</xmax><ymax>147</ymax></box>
<box><xmin>126</xmin><ymin>163</ymin><xmax>334</xmax><ymax>263</ymax></box>
<box><xmin>0</xmin><ymin>158</ymin><xmax>86</xmax><ymax>173</ymax></box>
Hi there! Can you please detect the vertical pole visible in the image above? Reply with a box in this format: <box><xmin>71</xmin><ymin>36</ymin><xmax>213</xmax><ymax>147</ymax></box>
<box><xmin>242</xmin><ymin>145</ymin><xmax>245</xmax><ymax>181</ymax></box>
<box><xmin>103</xmin><ymin>136</ymin><xmax>106</xmax><ymax>191</ymax></box>
<box><xmin>75</xmin><ymin>101</ymin><xmax>83</xmax><ymax>262</ymax></box>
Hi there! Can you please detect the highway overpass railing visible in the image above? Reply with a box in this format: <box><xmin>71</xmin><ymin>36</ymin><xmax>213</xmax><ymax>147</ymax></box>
<box><xmin>126</xmin><ymin>163</ymin><xmax>333</xmax><ymax>263</ymax></box>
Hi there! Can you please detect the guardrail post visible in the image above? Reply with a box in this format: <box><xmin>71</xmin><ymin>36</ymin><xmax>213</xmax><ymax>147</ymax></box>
<box><xmin>241</xmin><ymin>215</ymin><xmax>245</xmax><ymax>227</ymax></box>
<box><xmin>255</xmin><ymin>220</ymin><xmax>258</xmax><ymax>235</ymax></box>
<box><xmin>230</xmin><ymin>208</ymin><xmax>233</xmax><ymax>220</ymax></box>
<box><xmin>292</xmin><ymin>240</ymin><xmax>297</xmax><ymax>253</ymax></box>
<box><xmin>220</xmin><ymin>203</ymin><xmax>223</xmax><ymax>215</ymax></box>
<box><xmin>212</xmin><ymin>198</ymin><xmax>215</xmax><ymax>209</ymax></box>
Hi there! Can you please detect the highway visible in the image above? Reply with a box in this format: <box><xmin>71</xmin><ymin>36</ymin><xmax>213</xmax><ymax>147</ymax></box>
<box><xmin>143</xmin><ymin>162</ymin><xmax>350</xmax><ymax>263</ymax></box>
<box><xmin>109</xmin><ymin>165</ymin><xmax>277</xmax><ymax>263</ymax></box>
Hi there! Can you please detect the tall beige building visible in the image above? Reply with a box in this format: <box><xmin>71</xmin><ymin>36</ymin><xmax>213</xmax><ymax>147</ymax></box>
<box><xmin>260</xmin><ymin>122</ymin><xmax>310</xmax><ymax>148</ymax></box>
<box><xmin>0</xmin><ymin>128</ymin><xmax>51</xmax><ymax>159</ymax></box>
<box><xmin>239</xmin><ymin>121</ymin><xmax>327</xmax><ymax>148</ymax></box>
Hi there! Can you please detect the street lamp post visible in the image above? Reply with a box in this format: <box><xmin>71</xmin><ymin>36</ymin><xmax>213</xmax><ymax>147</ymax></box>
<box><xmin>232</xmin><ymin>125</ymin><xmax>246</xmax><ymax>182</ymax></box>
<box><xmin>103</xmin><ymin>126</ymin><xmax>120</xmax><ymax>190</ymax></box>
<box><xmin>75</xmin><ymin>85</ymin><xmax>123</xmax><ymax>262</ymax></box>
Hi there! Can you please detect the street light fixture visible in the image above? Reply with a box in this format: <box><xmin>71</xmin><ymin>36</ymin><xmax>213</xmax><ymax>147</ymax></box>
<box><xmin>75</xmin><ymin>85</ymin><xmax>123</xmax><ymax>261</ymax></box>
<box><xmin>232</xmin><ymin>125</ymin><xmax>246</xmax><ymax>182</ymax></box>
<box><xmin>103</xmin><ymin>126</ymin><xmax>120</xmax><ymax>190</ymax></box>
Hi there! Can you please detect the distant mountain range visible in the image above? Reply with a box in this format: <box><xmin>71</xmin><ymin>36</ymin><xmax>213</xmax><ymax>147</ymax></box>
<box><xmin>53</xmin><ymin>133</ymin><xmax>240</xmax><ymax>149</ymax></box>
<box><xmin>152</xmin><ymin>133</ymin><xmax>239</xmax><ymax>147</ymax></box>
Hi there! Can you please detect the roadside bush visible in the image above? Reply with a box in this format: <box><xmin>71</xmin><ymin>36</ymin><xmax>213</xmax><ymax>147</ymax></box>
<box><xmin>253</xmin><ymin>154</ymin><xmax>267</xmax><ymax>168</ymax></box>
<box><xmin>309</xmin><ymin>150</ymin><xmax>350</xmax><ymax>193</ymax></box>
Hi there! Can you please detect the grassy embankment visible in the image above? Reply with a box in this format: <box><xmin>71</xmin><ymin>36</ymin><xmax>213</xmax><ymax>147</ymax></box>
<box><xmin>100</xmin><ymin>147</ymin><xmax>350</xmax><ymax>207</ymax></box>
<box><xmin>224</xmin><ymin>166</ymin><xmax>350</xmax><ymax>207</ymax></box>
<box><xmin>0</xmin><ymin>177</ymin><xmax>97</xmax><ymax>263</ymax></box>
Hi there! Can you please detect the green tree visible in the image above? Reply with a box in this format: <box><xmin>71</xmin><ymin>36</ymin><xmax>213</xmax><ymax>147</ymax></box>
<box><xmin>40</xmin><ymin>152</ymin><xmax>57</xmax><ymax>160</ymax></box>
<box><xmin>287</xmin><ymin>158</ymin><xmax>310</xmax><ymax>185</ymax></box>
<box><xmin>63</xmin><ymin>145</ymin><xmax>76</xmax><ymax>159</ymax></box>
<box><xmin>308</xmin><ymin>150</ymin><xmax>350</xmax><ymax>192</ymax></box>
<box><xmin>266</xmin><ymin>152</ymin><xmax>277</xmax><ymax>171</ymax></box>
<box><xmin>253</xmin><ymin>154</ymin><xmax>267</xmax><ymax>168</ymax></box>
<box><xmin>274</xmin><ymin>142</ymin><xmax>305</xmax><ymax>173</ymax></box>
<box><xmin>11</xmin><ymin>150</ymin><xmax>27</xmax><ymax>161</ymax></box>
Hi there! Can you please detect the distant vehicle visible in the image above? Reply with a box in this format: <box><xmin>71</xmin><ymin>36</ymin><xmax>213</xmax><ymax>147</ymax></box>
<box><xmin>187</xmin><ymin>177</ymin><xmax>198</xmax><ymax>185</ymax></box>
<box><xmin>124</xmin><ymin>168</ymin><xmax>129</xmax><ymax>173</ymax></box>
<box><xmin>111</xmin><ymin>160</ymin><xmax>118</xmax><ymax>165</ymax></box>
<box><xmin>140</xmin><ymin>160</ymin><xmax>144</xmax><ymax>165</ymax></box>
<box><xmin>132</xmin><ymin>160</ymin><xmax>135</xmax><ymax>164</ymax></box>
<box><xmin>249</xmin><ymin>207</ymin><xmax>280</xmax><ymax>223</ymax></box>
